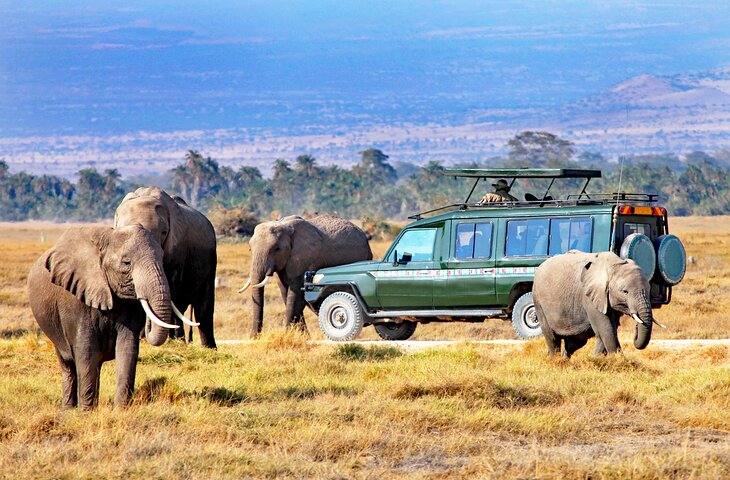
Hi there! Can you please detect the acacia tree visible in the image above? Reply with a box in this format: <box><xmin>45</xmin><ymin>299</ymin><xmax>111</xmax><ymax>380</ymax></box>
<box><xmin>508</xmin><ymin>131</ymin><xmax>575</xmax><ymax>167</ymax></box>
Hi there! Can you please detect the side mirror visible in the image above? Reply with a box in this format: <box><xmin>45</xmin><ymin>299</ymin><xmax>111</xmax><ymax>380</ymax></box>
<box><xmin>398</xmin><ymin>252</ymin><xmax>413</xmax><ymax>265</ymax></box>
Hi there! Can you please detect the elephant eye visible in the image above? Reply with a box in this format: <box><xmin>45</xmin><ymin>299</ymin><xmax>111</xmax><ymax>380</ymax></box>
<box><xmin>622</xmin><ymin>289</ymin><xmax>629</xmax><ymax>294</ymax></box>
<box><xmin>121</xmin><ymin>258</ymin><xmax>132</xmax><ymax>266</ymax></box>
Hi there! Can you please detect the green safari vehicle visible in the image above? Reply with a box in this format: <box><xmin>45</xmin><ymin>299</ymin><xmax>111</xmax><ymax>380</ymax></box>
<box><xmin>303</xmin><ymin>168</ymin><xmax>686</xmax><ymax>341</ymax></box>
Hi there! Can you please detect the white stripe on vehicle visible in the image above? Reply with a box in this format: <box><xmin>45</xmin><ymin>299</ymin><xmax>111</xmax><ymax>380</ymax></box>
<box><xmin>369</xmin><ymin>266</ymin><xmax>535</xmax><ymax>278</ymax></box>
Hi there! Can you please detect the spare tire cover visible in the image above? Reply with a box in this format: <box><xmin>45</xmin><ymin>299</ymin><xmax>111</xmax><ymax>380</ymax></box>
<box><xmin>619</xmin><ymin>233</ymin><xmax>656</xmax><ymax>279</ymax></box>
<box><xmin>655</xmin><ymin>234</ymin><xmax>686</xmax><ymax>285</ymax></box>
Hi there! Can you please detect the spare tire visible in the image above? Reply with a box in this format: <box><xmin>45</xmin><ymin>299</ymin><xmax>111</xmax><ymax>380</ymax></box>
<box><xmin>654</xmin><ymin>234</ymin><xmax>686</xmax><ymax>286</ymax></box>
<box><xmin>620</xmin><ymin>233</ymin><xmax>656</xmax><ymax>279</ymax></box>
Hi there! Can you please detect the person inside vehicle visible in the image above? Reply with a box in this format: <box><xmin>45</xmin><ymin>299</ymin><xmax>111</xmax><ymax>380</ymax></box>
<box><xmin>455</xmin><ymin>229</ymin><xmax>475</xmax><ymax>259</ymax></box>
<box><xmin>478</xmin><ymin>179</ymin><xmax>518</xmax><ymax>204</ymax></box>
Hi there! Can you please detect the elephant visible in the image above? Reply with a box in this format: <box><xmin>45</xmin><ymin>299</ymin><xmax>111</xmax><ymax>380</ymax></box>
<box><xmin>533</xmin><ymin>251</ymin><xmax>664</xmax><ymax>358</ymax></box>
<box><xmin>114</xmin><ymin>186</ymin><xmax>217</xmax><ymax>348</ymax></box>
<box><xmin>239</xmin><ymin>214</ymin><xmax>372</xmax><ymax>337</ymax></box>
<box><xmin>27</xmin><ymin>225</ymin><xmax>189</xmax><ymax>409</ymax></box>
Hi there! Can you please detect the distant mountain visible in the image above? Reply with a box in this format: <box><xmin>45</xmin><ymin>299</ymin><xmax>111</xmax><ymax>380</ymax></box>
<box><xmin>6</xmin><ymin>70</ymin><xmax>730</xmax><ymax>177</ymax></box>
<box><xmin>571</xmin><ymin>72</ymin><xmax>730</xmax><ymax>110</ymax></box>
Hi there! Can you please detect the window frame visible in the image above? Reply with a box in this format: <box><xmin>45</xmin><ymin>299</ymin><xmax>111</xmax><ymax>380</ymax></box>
<box><xmin>453</xmin><ymin>221</ymin><xmax>494</xmax><ymax>261</ymax></box>
<box><xmin>548</xmin><ymin>216</ymin><xmax>594</xmax><ymax>255</ymax></box>
<box><xmin>504</xmin><ymin>216</ymin><xmax>594</xmax><ymax>258</ymax></box>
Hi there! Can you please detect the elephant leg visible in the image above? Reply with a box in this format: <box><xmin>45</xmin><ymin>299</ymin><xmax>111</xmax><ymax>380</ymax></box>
<box><xmin>193</xmin><ymin>282</ymin><xmax>216</xmax><ymax>349</ymax></box>
<box><xmin>55</xmin><ymin>348</ymin><xmax>77</xmax><ymax>409</ymax></box>
<box><xmin>114</xmin><ymin>329</ymin><xmax>140</xmax><ymax>407</ymax></box>
<box><xmin>76</xmin><ymin>350</ymin><xmax>103</xmax><ymax>410</ymax></box>
<box><xmin>593</xmin><ymin>336</ymin><xmax>608</xmax><ymax>356</ymax></box>
<box><xmin>169</xmin><ymin>299</ymin><xmax>186</xmax><ymax>342</ymax></box>
<box><xmin>536</xmin><ymin>304</ymin><xmax>559</xmax><ymax>357</ymax></box>
<box><xmin>563</xmin><ymin>337</ymin><xmax>589</xmax><ymax>358</ymax></box>
<box><xmin>588</xmin><ymin>310</ymin><xmax>621</xmax><ymax>354</ymax></box>
<box><xmin>285</xmin><ymin>281</ymin><xmax>309</xmax><ymax>335</ymax></box>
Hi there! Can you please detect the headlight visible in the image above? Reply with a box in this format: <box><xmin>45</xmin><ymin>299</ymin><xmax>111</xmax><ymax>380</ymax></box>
<box><xmin>312</xmin><ymin>273</ymin><xmax>324</xmax><ymax>284</ymax></box>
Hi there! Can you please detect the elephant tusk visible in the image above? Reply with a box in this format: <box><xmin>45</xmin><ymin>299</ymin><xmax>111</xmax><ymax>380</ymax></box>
<box><xmin>252</xmin><ymin>276</ymin><xmax>270</xmax><ymax>288</ymax></box>
<box><xmin>172</xmin><ymin>302</ymin><xmax>200</xmax><ymax>327</ymax></box>
<box><xmin>631</xmin><ymin>314</ymin><xmax>645</xmax><ymax>325</ymax></box>
<box><xmin>653</xmin><ymin>319</ymin><xmax>668</xmax><ymax>329</ymax></box>
<box><xmin>237</xmin><ymin>278</ymin><xmax>252</xmax><ymax>294</ymax></box>
<box><xmin>140</xmin><ymin>299</ymin><xmax>180</xmax><ymax>329</ymax></box>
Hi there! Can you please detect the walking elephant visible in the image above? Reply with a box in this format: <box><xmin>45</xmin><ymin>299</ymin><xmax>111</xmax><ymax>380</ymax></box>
<box><xmin>28</xmin><ymin>225</ymin><xmax>187</xmax><ymax>409</ymax></box>
<box><xmin>239</xmin><ymin>214</ymin><xmax>372</xmax><ymax>337</ymax></box>
<box><xmin>115</xmin><ymin>187</ymin><xmax>217</xmax><ymax>348</ymax></box>
<box><xmin>533</xmin><ymin>251</ymin><xmax>663</xmax><ymax>358</ymax></box>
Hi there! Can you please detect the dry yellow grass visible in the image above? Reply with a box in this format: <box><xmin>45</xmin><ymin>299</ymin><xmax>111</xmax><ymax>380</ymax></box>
<box><xmin>0</xmin><ymin>218</ymin><xmax>729</xmax><ymax>478</ymax></box>
<box><xmin>2</xmin><ymin>217</ymin><xmax>729</xmax><ymax>341</ymax></box>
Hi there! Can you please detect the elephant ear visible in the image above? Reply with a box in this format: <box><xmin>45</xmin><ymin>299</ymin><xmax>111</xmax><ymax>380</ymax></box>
<box><xmin>157</xmin><ymin>191</ymin><xmax>178</xmax><ymax>254</ymax></box>
<box><xmin>286</xmin><ymin>218</ymin><xmax>324</xmax><ymax>272</ymax></box>
<box><xmin>581</xmin><ymin>258</ymin><xmax>609</xmax><ymax>314</ymax></box>
<box><xmin>45</xmin><ymin>227</ymin><xmax>114</xmax><ymax>310</ymax></box>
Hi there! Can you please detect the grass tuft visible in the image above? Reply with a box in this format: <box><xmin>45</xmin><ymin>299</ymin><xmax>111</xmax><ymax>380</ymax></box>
<box><xmin>198</xmin><ymin>386</ymin><xmax>249</xmax><ymax>406</ymax></box>
<box><xmin>132</xmin><ymin>377</ymin><xmax>183</xmax><ymax>405</ymax></box>
<box><xmin>256</xmin><ymin>328</ymin><xmax>312</xmax><ymax>351</ymax></box>
<box><xmin>333</xmin><ymin>343</ymin><xmax>403</xmax><ymax>362</ymax></box>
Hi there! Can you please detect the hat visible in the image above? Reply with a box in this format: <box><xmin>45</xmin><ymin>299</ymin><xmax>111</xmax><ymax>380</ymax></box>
<box><xmin>492</xmin><ymin>179</ymin><xmax>510</xmax><ymax>189</ymax></box>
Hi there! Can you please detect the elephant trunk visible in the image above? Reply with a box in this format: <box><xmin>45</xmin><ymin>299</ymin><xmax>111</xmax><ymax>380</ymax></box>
<box><xmin>134</xmin><ymin>258</ymin><xmax>174</xmax><ymax>347</ymax></box>
<box><xmin>249</xmin><ymin>257</ymin><xmax>273</xmax><ymax>338</ymax></box>
<box><xmin>631</xmin><ymin>290</ymin><xmax>654</xmax><ymax>350</ymax></box>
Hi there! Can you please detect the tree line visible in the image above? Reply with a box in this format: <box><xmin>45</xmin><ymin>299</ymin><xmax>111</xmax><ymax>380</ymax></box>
<box><xmin>2</xmin><ymin>131</ymin><xmax>730</xmax><ymax>223</ymax></box>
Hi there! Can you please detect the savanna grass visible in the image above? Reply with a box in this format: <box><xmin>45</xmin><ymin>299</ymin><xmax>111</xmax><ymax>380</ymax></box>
<box><xmin>1</xmin><ymin>218</ymin><xmax>729</xmax><ymax>478</ymax></box>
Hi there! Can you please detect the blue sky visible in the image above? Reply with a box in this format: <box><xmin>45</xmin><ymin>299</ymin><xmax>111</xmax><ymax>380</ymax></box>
<box><xmin>2</xmin><ymin>1</ymin><xmax>730</xmax><ymax>136</ymax></box>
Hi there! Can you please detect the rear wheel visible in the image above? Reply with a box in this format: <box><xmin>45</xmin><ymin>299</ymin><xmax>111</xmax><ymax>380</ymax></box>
<box><xmin>374</xmin><ymin>321</ymin><xmax>417</xmax><ymax>341</ymax></box>
<box><xmin>318</xmin><ymin>292</ymin><xmax>364</xmax><ymax>341</ymax></box>
<box><xmin>511</xmin><ymin>292</ymin><xmax>542</xmax><ymax>339</ymax></box>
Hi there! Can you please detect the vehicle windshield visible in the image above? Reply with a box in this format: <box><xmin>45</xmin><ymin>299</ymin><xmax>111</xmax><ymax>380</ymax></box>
<box><xmin>387</xmin><ymin>228</ymin><xmax>437</xmax><ymax>262</ymax></box>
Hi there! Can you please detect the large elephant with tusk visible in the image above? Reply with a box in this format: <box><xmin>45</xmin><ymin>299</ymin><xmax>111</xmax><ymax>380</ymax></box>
<box><xmin>115</xmin><ymin>187</ymin><xmax>217</xmax><ymax>348</ymax></box>
<box><xmin>240</xmin><ymin>214</ymin><xmax>372</xmax><ymax>337</ymax></box>
<box><xmin>533</xmin><ymin>251</ymin><xmax>665</xmax><ymax>358</ymax></box>
<box><xmin>28</xmin><ymin>225</ymin><xmax>183</xmax><ymax>410</ymax></box>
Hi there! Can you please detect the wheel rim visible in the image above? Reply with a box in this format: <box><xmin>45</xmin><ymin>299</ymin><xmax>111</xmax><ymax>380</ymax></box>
<box><xmin>522</xmin><ymin>305</ymin><xmax>539</xmax><ymax>330</ymax></box>
<box><xmin>328</xmin><ymin>306</ymin><xmax>349</xmax><ymax>329</ymax></box>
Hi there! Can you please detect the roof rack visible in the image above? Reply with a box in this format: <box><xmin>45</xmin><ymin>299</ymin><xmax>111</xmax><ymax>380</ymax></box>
<box><xmin>442</xmin><ymin>168</ymin><xmax>602</xmax><ymax>205</ymax></box>
<box><xmin>405</xmin><ymin>169</ymin><xmax>657</xmax><ymax>220</ymax></box>
<box><xmin>406</xmin><ymin>194</ymin><xmax>658</xmax><ymax>221</ymax></box>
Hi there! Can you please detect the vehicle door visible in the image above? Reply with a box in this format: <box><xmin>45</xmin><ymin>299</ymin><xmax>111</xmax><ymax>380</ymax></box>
<box><xmin>376</xmin><ymin>227</ymin><xmax>439</xmax><ymax>309</ymax></box>
<box><xmin>437</xmin><ymin>220</ymin><xmax>497</xmax><ymax>307</ymax></box>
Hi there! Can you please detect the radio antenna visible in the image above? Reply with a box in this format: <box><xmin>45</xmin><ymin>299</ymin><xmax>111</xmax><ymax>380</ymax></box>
<box><xmin>617</xmin><ymin>104</ymin><xmax>629</xmax><ymax>199</ymax></box>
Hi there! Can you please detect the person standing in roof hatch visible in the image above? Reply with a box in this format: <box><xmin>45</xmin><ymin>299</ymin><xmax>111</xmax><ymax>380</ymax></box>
<box><xmin>478</xmin><ymin>179</ymin><xmax>518</xmax><ymax>204</ymax></box>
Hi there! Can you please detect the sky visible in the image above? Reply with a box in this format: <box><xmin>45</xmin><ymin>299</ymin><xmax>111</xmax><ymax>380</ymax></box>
<box><xmin>2</xmin><ymin>1</ymin><xmax>730</xmax><ymax>137</ymax></box>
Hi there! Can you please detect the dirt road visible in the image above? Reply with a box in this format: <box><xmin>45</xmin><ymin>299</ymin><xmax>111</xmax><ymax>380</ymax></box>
<box><xmin>217</xmin><ymin>338</ymin><xmax>730</xmax><ymax>350</ymax></box>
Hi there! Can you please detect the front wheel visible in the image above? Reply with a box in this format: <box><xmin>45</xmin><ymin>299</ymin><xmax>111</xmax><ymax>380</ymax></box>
<box><xmin>511</xmin><ymin>292</ymin><xmax>542</xmax><ymax>339</ymax></box>
<box><xmin>374</xmin><ymin>321</ymin><xmax>417</xmax><ymax>341</ymax></box>
<box><xmin>318</xmin><ymin>292</ymin><xmax>365</xmax><ymax>341</ymax></box>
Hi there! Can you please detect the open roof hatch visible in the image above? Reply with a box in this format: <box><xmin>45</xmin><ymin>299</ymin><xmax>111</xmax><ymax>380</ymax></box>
<box><xmin>442</xmin><ymin>168</ymin><xmax>602</xmax><ymax>204</ymax></box>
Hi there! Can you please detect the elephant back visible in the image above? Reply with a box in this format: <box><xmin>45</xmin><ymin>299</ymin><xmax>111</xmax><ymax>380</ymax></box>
<box><xmin>310</xmin><ymin>214</ymin><xmax>373</xmax><ymax>261</ymax></box>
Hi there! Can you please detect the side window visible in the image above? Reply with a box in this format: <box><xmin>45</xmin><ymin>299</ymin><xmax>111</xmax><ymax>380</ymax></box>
<box><xmin>624</xmin><ymin>223</ymin><xmax>651</xmax><ymax>238</ymax></box>
<box><xmin>454</xmin><ymin>222</ymin><xmax>493</xmax><ymax>260</ymax></box>
<box><xmin>549</xmin><ymin>217</ymin><xmax>593</xmax><ymax>255</ymax></box>
<box><xmin>506</xmin><ymin>219</ymin><xmax>549</xmax><ymax>257</ymax></box>
<box><xmin>388</xmin><ymin>228</ymin><xmax>437</xmax><ymax>262</ymax></box>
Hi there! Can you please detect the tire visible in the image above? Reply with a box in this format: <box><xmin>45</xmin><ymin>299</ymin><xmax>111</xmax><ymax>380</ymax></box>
<box><xmin>318</xmin><ymin>292</ymin><xmax>365</xmax><ymax>341</ymax></box>
<box><xmin>620</xmin><ymin>233</ymin><xmax>656</xmax><ymax>279</ymax></box>
<box><xmin>654</xmin><ymin>234</ymin><xmax>686</xmax><ymax>286</ymax></box>
<box><xmin>511</xmin><ymin>292</ymin><xmax>542</xmax><ymax>339</ymax></box>
<box><xmin>374</xmin><ymin>321</ymin><xmax>417</xmax><ymax>341</ymax></box>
